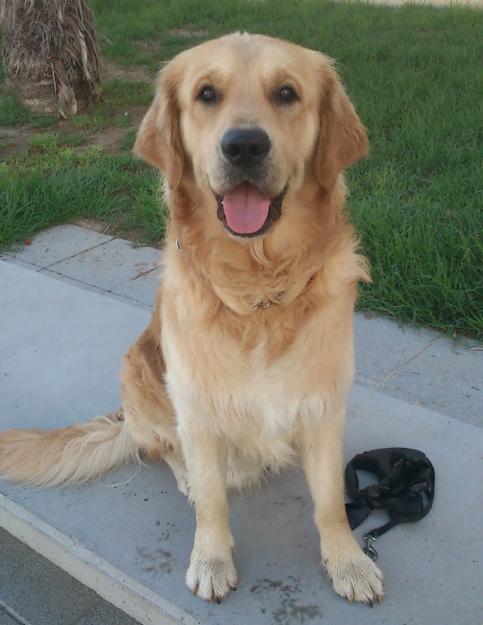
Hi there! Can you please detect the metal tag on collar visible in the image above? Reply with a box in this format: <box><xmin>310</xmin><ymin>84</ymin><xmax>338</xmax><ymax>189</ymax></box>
<box><xmin>254</xmin><ymin>298</ymin><xmax>271</xmax><ymax>310</ymax></box>
<box><xmin>175</xmin><ymin>239</ymin><xmax>182</xmax><ymax>251</ymax></box>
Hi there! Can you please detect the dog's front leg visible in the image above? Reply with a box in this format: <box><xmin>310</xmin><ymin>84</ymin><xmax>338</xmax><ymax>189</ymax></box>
<box><xmin>178</xmin><ymin>416</ymin><xmax>237</xmax><ymax>602</ymax></box>
<box><xmin>298</xmin><ymin>405</ymin><xmax>384</xmax><ymax>605</ymax></box>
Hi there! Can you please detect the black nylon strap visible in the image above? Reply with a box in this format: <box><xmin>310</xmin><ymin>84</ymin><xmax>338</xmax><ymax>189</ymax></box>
<box><xmin>344</xmin><ymin>448</ymin><xmax>435</xmax><ymax>557</ymax></box>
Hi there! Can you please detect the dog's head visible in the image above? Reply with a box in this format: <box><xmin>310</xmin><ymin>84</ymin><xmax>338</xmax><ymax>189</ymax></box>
<box><xmin>135</xmin><ymin>33</ymin><xmax>368</xmax><ymax>239</ymax></box>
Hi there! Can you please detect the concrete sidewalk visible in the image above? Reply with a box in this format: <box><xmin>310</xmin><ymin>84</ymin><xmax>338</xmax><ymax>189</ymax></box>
<box><xmin>0</xmin><ymin>225</ymin><xmax>482</xmax><ymax>625</ymax></box>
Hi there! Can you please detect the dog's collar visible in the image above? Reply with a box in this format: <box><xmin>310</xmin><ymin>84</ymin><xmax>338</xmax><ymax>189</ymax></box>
<box><xmin>175</xmin><ymin>238</ymin><xmax>317</xmax><ymax>311</ymax></box>
<box><xmin>253</xmin><ymin>273</ymin><xmax>317</xmax><ymax>310</ymax></box>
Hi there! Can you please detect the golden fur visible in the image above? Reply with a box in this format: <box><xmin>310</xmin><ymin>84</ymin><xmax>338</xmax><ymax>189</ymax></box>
<box><xmin>0</xmin><ymin>33</ymin><xmax>384</xmax><ymax>605</ymax></box>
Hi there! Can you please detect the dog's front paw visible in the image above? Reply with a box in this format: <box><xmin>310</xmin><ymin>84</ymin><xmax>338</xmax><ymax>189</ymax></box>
<box><xmin>186</xmin><ymin>555</ymin><xmax>238</xmax><ymax>603</ymax></box>
<box><xmin>326</xmin><ymin>553</ymin><xmax>384</xmax><ymax>605</ymax></box>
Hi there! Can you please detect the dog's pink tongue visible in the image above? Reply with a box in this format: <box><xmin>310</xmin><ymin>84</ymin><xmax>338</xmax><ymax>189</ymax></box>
<box><xmin>222</xmin><ymin>183</ymin><xmax>270</xmax><ymax>234</ymax></box>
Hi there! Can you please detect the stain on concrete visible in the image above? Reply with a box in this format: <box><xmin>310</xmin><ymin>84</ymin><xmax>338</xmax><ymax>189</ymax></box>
<box><xmin>160</xmin><ymin>520</ymin><xmax>176</xmax><ymax>541</ymax></box>
<box><xmin>251</xmin><ymin>576</ymin><xmax>321</xmax><ymax>623</ymax></box>
<box><xmin>136</xmin><ymin>546</ymin><xmax>173</xmax><ymax>575</ymax></box>
<box><xmin>251</xmin><ymin>578</ymin><xmax>300</xmax><ymax>597</ymax></box>
<box><xmin>273</xmin><ymin>598</ymin><xmax>321</xmax><ymax>624</ymax></box>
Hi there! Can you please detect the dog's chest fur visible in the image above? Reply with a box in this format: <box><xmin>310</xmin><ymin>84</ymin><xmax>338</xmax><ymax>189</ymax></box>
<box><xmin>161</xmin><ymin>287</ymin><xmax>354</xmax><ymax>483</ymax></box>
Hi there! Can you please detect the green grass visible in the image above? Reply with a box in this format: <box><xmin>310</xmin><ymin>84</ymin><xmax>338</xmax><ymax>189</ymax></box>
<box><xmin>0</xmin><ymin>146</ymin><xmax>165</xmax><ymax>245</ymax></box>
<box><xmin>58</xmin><ymin>130</ymin><xmax>88</xmax><ymax>147</ymax></box>
<box><xmin>70</xmin><ymin>110</ymin><xmax>111</xmax><ymax>131</ymax></box>
<box><xmin>0</xmin><ymin>91</ymin><xmax>32</xmax><ymax>126</ymax></box>
<box><xmin>28</xmin><ymin>131</ymin><xmax>89</xmax><ymax>150</ymax></box>
<box><xmin>0</xmin><ymin>77</ymin><xmax>152</xmax><ymax>128</ymax></box>
<box><xmin>28</xmin><ymin>132</ymin><xmax>60</xmax><ymax>151</ymax></box>
<box><xmin>120</xmin><ymin>129</ymin><xmax>137</xmax><ymax>151</ymax></box>
<box><xmin>102</xmin><ymin>79</ymin><xmax>154</xmax><ymax>107</ymax></box>
<box><xmin>0</xmin><ymin>90</ymin><xmax>57</xmax><ymax>128</ymax></box>
<box><xmin>1</xmin><ymin>0</ymin><xmax>482</xmax><ymax>338</ymax></box>
<box><xmin>68</xmin><ymin>79</ymin><xmax>153</xmax><ymax>130</ymax></box>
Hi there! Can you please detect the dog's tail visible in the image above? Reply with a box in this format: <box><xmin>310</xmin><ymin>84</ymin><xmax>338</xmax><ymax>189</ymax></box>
<box><xmin>0</xmin><ymin>410</ymin><xmax>138</xmax><ymax>487</ymax></box>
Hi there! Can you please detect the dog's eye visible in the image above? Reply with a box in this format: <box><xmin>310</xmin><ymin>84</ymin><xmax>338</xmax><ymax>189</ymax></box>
<box><xmin>274</xmin><ymin>85</ymin><xmax>299</xmax><ymax>105</ymax></box>
<box><xmin>197</xmin><ymin>85</ymin><xmax>218</xmax><ymax>104</ymax></box>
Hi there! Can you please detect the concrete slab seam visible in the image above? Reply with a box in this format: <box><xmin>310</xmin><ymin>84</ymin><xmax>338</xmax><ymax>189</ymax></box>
<box><xmin>36</xmin><ymin>264</ymin><xmax>153</xmax><ymax>311</ymax></box>
<box><xmin>0</xmin><ymin>602</ymin><xmax>32</xmax><ymax>625</ymax></box>
<box><xmin>0</xmin><ymin>256</ymin><xmax>40</xmax><ymax>272</ymax></box>
<box><xmin>44</xmin><ymin>238</ymin><xmax>116</xmax><ymax>269</ymax></box>
<box><xmin>129</xmin><ymin>265</ymin><xmax>161</xmax><ymax>281</ymax></box>
<box><xmin>37</xmin><ymin>266</ymin><xmax>109</xmax><ymax>293</ymax></box>
<box><xmin>375</xmin><ymin>333</ymin><xmax>442</xmax><ymax>388</ymax></box>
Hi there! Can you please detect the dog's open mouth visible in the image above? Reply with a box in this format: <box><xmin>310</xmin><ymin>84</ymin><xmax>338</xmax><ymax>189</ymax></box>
<box><xmin>215</xmin><ymin>182</ymin><xmax>286</xmax><ymax>237</ymax></box>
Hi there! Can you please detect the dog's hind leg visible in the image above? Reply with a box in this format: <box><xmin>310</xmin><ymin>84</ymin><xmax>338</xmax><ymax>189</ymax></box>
<box><xmin>163</xmin><ymin>449</ymin><xmax>189</xmax><ymax>496</ymax></box>
<box><xmin>120</xmin><ymin>305</ymin><xmax>191</xmax><ymax>496</ymax></box>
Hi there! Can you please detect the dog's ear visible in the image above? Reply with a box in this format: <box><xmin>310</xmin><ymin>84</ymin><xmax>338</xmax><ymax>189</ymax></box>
<box><xmin>134</xmin><ymin>65</ymin><xmax>184</xmax><ymax>189</ymax></box>
<box><xmin>314</xmin><ymin>66</ymin><xmax>368</xmax><ymax>191</ymax></box>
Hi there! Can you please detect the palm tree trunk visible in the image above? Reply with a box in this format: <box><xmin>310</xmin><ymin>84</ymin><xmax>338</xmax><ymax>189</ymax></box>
<box><xmin>2</xmin><ymin>0</ymin><xmax>101</xmax><ymax>117</ymax></box>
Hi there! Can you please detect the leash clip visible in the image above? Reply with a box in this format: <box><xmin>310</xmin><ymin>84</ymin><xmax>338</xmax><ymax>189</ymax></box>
<box><xmin>362</xmin><ymin>533</ymin><xmax>379</xmax><ymax>561</ymax></box>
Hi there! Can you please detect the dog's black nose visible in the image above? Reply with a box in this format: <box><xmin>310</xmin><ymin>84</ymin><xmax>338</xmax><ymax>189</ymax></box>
<box><xmin>221</xmin><ymin>127</ymin><xmax>271</xmax><ymax>168</ymax></box>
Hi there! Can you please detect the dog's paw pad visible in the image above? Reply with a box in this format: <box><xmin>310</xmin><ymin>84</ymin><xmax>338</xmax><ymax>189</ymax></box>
<box><xmin>186</xmin><ymin>557</ymin><xmax>237</xmax><ymax>602</ymax></box>
<box><xmin>327</xmin><ymin>554</ymin><xmax>384</xmax><ymax>605</ymax></box>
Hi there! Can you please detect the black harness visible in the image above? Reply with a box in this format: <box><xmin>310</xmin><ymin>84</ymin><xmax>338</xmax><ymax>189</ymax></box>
<box><xmin>345</xmin><ymin>448</ymin><xmax>435</xmax><ymax>560</ymax></box>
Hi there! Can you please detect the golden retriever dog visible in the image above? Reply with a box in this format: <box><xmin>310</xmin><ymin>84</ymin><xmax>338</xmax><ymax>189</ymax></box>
<box><xmin>0</xmin><ymin>33</ymin><xmax>383</xmax><ymax>605</ymax></box>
